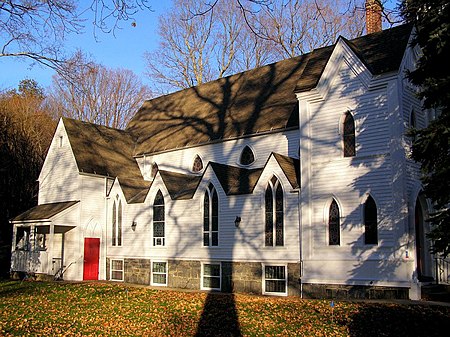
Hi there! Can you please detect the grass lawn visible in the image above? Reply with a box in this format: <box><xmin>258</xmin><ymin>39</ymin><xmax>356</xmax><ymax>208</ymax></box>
<box><xmin>1</xmin><ymin>281</ymin><xmax>449</xmax><ymax>336</ymax></box>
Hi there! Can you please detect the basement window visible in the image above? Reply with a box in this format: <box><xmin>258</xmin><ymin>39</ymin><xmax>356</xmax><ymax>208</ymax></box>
<box><xmin>110</xmin><ymin>259</ymin><xmax>124</xmax><ymax>281</ymax></box>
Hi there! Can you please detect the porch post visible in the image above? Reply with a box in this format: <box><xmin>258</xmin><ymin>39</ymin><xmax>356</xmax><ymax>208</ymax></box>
<box><xmin>11</xmin><ymin>225</ymin><xmax>17</xmax><ymax>253</ymax></box>
<box><xmin>48</xmin><ymin>223</ymin><xmax>55</xmax><ymax>277</ymax></box>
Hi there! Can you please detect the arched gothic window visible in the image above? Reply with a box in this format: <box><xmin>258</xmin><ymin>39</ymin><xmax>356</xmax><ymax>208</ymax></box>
<box><xmin>364</xmin><ymin>196</ymin><xmax>378</xmax><ymax>244</ymax></box>
<box><xmin>153</xmin><ymin>190</ymin><xmax>165</xmax><ymax>246</ymax></box>
<box><xmin>192</xmin><ymin>155</ymin><xmax>204</xmax><ymax>172</ymax></box>
<box><xmin>328</xmin><ymin>199</ymin><xmax>340</xmax><ymax>245</ymax></box>
<box><xmin>240</xmin><ymin>145</ymin><xmax>255</xmax><ymax>166</ymax></box>
<box><xmin>343</xmin><ymin>112</ymin><xmax>356</xmax><ymax>157</ymax></box>
<box><xmin>112</xmin><ymin>196</ymin><xmax>122</xmax><ymax>246</ymax></box>
<box><xmin>265</xmin><ymin>176</ymin><xmax>284</xmax><ymax>246</ymax></box>
<box><xmin>203</xmin><ymin>183</ymin><xmax>218</xmax><ymax>246</ymax></box>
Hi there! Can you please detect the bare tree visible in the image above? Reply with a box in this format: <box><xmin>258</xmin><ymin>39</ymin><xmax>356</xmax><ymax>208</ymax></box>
<box><xmin>0</xmin><ymin>1</ymin><xmax>152</xmax><ymax>75</ymax></box>
<box><xmin>145</xmin><ymin>0</ymin><xmax>369</xmax><ymax>93</ymax></box>
<box><xmin>47</xmin><ymin>52</ymin><xmax>151</xmax><ymax>129</ymax></box>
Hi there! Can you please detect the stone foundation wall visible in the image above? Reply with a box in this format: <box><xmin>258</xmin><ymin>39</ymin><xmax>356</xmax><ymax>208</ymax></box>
<box><xmin>222</xmin><ymin>262</ymin><xmax>262</xmax><ymax>294</ymax></box>
<box><xmin>124</xmin><ymin>259</ymin><xmax>151</xmax><ymax>285</ymax></box>
<box><xmin>301</xmin><ymin>283</ymin><xmax>409</xmax><ymax>300</ymax></box>
<box><xmin>287</xmin><ymin>263</ymin><xmax>301</xmax><ymax>296</ymax></box>
<box><xmin>168</xmin><ymin>259</ymin><xmax>201</xmax><ymax>290</ymax></box>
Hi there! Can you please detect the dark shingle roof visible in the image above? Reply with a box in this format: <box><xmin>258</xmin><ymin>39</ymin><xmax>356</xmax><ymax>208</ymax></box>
<box><xmin>210</xmin><ymin>162</ymin><xmax>263</xmax><ymax>195</ymax></box>
<box><xmin>294</xmin><ymin>24</ymin><xmax>413</xmax><ymax>92</ymax></box>
<box><xmin>127</xmin><ymin>55</ymin><xmax>306</xmax><ymax>156</ymax></box>
<box><xmin>127</xmin><ymin>24</ymin><xmax>412</xmax><ymax>156</ymax></box>
<box><xmin>159</xmin><ymin>170</ymin><xmax>202</xmax><ymax>200</ymax></box>
<box><xmin>63</xmin><ymin>118</ymin><xmax>151</xmax><ymax>202</ymax></box>
<box><xmin>60</xmin><ymin>24</ymin><xmax>412</xmax><ymax>202</ymax></box>
<box><xmin>273</xmin><ymin>153</ymin><xmax>300</xmax><ymax>189</ymax></box>
<box><xmin>11</xmin><ymin>201</ymin><xmax>79</xmax><ymax>222</ymax></box>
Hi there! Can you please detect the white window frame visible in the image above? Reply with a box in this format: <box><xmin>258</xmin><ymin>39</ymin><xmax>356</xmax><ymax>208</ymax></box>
<box><xmin>153</xmin><ymin>190</ymin><xmax>165</xmax><ymax>247</ymax></box>
<box><xmin>151</xmin><ymin>260</ymin><xmax>168</xmax><ymax>286</ymax></box>
<box><xmin>262</xmin><ymin>264</ymin><xmax>287</xmax><ymax>296</ymax></box>
<box><xmin>201</xmin><ymin>262</ymin><xmax>221</xmax><ymax>291</ymax></box>
<box><xmin>110</xmin><ymin>259</ymin><xmax>124</xmax><ymax>282</ymax></box>
<box><xmin>203</xmin><ymin>184</ymin><xmax>219</xmax><ymax>247</ymax></box>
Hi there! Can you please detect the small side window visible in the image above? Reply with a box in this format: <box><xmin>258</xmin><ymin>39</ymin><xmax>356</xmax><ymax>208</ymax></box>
<box><xmin>240</xmin><ymin>145</ymin><xmax>255</xmax><ymax>166</ymax></box>
<box><xmin>192</xmin><ymin>155</ymin><xmax>204</xmax><ymax>172</ymax></box>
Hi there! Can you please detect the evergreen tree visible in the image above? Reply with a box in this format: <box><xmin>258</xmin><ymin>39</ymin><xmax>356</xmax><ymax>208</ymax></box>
<box><xmin>401</xmin><ymin>0</ymin><xmax>450</xmax><ymax>256</ymax></box>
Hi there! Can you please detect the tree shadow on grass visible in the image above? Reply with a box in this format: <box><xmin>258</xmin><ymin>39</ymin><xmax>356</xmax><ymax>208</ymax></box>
<box><xmin>346</xmin><ymin>303</ymin><xmax>450</xmax><ymax>337</ymax></box>
<box><xmin>195</xmin><ymin>293</ymin><xmax>242</xmax><ymax>337</ymax></box>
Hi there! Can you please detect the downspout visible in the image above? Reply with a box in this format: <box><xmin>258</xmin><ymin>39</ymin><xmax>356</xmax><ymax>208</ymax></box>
<box><xmin>104</xmin><ymin>177</ymin><xmax>110</xmax><ymax>281</ymax></box>
<box><xmin>298</xmin><ymin>188</ymin><xmax>303</xmax><ymax>299</ymax></box>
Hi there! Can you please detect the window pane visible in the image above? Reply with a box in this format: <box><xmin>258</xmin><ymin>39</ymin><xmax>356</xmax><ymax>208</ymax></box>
<box><xmin>203</xmin><ymin>233</ymin><xmax>209</xmax><ymax>246</ymax></box>
<box><xmin>118</xmin><ymin>201</ymin><xmax>122</xmax><ymax>246</ymax></box>
<box><xmin>265</xmin><ymin>280</ymin><xmax>286</xmax><ymax>293</ymax></box>
<box><xmin>192</xmin><ymin>155</ymin><xmax>203</xmax><ymax>172</ymax></box>
<box><xmin>212</xmin><ymin>190</ymin><xmax>218</xmax><ymax>217</ymax></box>
<box><xmin>240</xmin><ymin>145</ymin><xmax>255</xmax><ymax>165</ymax></box>
<box><xmin>111</xmin><ymin>271</ymin><xmax>123</xmax><ymax>280</ymax></box>
<box><xmin>364</xmin><ymin>196</ymin><xmax>378</xmax><ymax>244</ymax></box>
<box><xmin>154</xmin><ymin>205</ymin><xmax>164</xmax><ymax>221</ymax></box>
<box><xmin>212</xmin><ymin>232</ymin><xmax>218</xmax><ymax>246</ymax></box>
<box><xmin>112</xmin><ymin>202</ymin><xmax>116</xmax><ymax>246</ymax></box>
<box><xmin>154</xmin><ymin>222</ymin><xmax>165</xmax><ymax>237</ymax></box>
<box><xmin>112</xmin><ymin>260</ymin><xmax>123</xmax><ymax>270</ymax></box>
<box><xmin>265</xmin><ymin>185</ymin><xmax>273</xmax><ymax>246</ymax></box>
<box><xmin>204</xmin><ymin>192</ymin><xmax>210</xmax><ymax>231</ymax></box>
<box><xmin>203</xmin><ymin>276</ymin><xmax>220</xmax><ymax>289</ymax></box>
<box><xmin>154</xmin><ymin>190</ymin><xmax>164</xmax><ymax>205</ymax></box>
<box><xmin>329</xmin><ymin>200</ymin><xmax>340</xmax><ymax>245</ymax></box>
<box><xmin>204</xmin><ymin>264</ymin><xmax>220</xmax><ymax>277</ymax></box>
<box><xmin>153</xmin><ymin>262</ymin><xmax>166</xmax><ymax>273</ymax></box>
<box><xmin>212</xmin><ymin>216</ymin><xmax>218</xmax><ymax>231</ymax></box>
<box><xmin>275</xmin><ymin>184</ymin><xmax>284</xmax><ymax>246</ymax></box>
<box><xmin>343</xmin><ymin>113</ymin><xmax>356</xmax><ymax>157</ymax></box>
<box><xmin>153</xmin><ymin>273</ymin><xmax>167</xmax><ymax>284</ymax></box>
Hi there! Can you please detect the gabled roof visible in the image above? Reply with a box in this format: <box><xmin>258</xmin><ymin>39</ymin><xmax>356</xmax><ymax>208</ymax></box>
<box><xmin>63</xmin><ymin>117</ymin><xmax>141</xmax><ymax>180</ymax></box>
<box><xmin>294</xmin><ymin>23</ymin><xmax>413</xmax><ymax>92</ymax></box>
<box><xmin>126</xmin><ymin>55</ymin><xmax>305</xmax><ymax>156</ymax></box>
<box><xmin>159</xmin><ymin>170</ymin><xmax>202</xmax><ymax>200</ymax></box>
<box><xmin>210</xmin><ymin>162</ymin><xmax>263</xmax><ymax>196</ymax></box>
<box><xmin>117</xmin><ymin>177</ymin><xmax>152</xmax><ymax>204</ymax></box>
<box><xmin>127</xmin><ymin>24</ymin><xmax>413</xmax><ymax>156</ymax></box>
<box><xmin>11</xmin><ymin>201</ymin><xmax>79</xmax><ymax>222</ymax></box>
<box><xmin>272</xmin><ymin>153</ymin><xmax>300</xmax><ymax>189</ymax></box>
<box><xmin>63</xmin><ymin>117</ymin><xmax>151</xmax><ymax>202</ymax></box>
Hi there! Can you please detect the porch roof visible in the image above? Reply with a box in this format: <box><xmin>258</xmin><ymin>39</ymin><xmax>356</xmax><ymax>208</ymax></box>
<box><xmin>11</xmin><ymin>201</ymin><xmax>80</xmax><ymax>222</ymax></box>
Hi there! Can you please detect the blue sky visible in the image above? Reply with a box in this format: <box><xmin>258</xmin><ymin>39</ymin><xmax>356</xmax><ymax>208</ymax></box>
<box><xmin>0</xmin><ymin>1</ymin><xmax>173</xmax><ymax>91</ymax></box>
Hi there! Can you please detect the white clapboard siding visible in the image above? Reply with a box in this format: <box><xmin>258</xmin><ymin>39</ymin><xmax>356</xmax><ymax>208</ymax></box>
<box><xmin>298</xmin><ymin>38</ymin><xmax>412</xmax><ymax>286</ymax></box>
<box><xmin>136</xmin><ymin>130</ymin><xmax>299</xmax><ymax>177</ymax></box>
<box><xmin>106</xmin><ymin>153</ymin><xmax>300</xmax><ymax>264</ymax></box>
<box><xmin>38</xmin><ymin>120</ymin><xmax>80</xmax><ymax>204</ymax></box>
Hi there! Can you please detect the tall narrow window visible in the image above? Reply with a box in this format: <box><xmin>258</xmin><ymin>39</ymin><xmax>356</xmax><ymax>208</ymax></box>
<box><xmin>240</xmin><ymin>145</ymin><xmax>255</xmax><ymax>165</ymax></box>
<box><xmin>192</xmin><ymin>155</ymin><xmax>204</xmax><ymax>172</ymax></box>
<box><xmin>112</xmin><ymin>201</ymin><xmax>117</xmax><ymax>246</ymax></box>
<box><xmin>364</xmin><ymin>196</ymin><xmax>378</xmax><ymax>244</ymax></box>
<box><xmin>343</xmin><ymin>112</ymin><xmax>356</xmax><ymax>157</ymax></box>
<box><xmin>112</xmin><ymin>196</ymin><xmax>122</xmax><ymax>246</ymax></box>
<box><xmin>117</xmin><ymin>200</ymin><xmax>122</xmax><ymax>246</ymax></box>
<box><xmin>329</xmin><ymin>199</ymin><xmax>340</xmax><ymax>245</ymax></box>
<box><xmin>265</xmin><ymin>177</ymin><xmax>284</xmax><ymax>247</ymax></box>
<box><xmin>203</xmin><ymin>183</ymin><xmax>218</xmax><ymax>246</ymax></box>
<box><xmin>153</xmin><ymin>190</ymin><xmax>165</xmax><ymax>246</ymax></box>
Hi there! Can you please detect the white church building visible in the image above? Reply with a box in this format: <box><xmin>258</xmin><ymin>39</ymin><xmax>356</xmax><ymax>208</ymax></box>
<box><xmin>10</xmin><ymin>20</ymin><xmax>441</xmax><ymax>300</ymax></box>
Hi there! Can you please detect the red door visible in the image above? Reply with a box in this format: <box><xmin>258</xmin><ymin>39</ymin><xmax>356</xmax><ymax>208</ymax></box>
<box><xmin>83</xmin><ymin>238</ymin><xmax>100</xmax><ymax>280</ymax></box>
